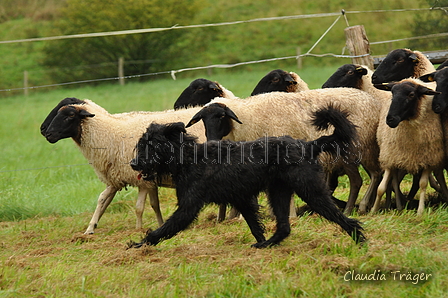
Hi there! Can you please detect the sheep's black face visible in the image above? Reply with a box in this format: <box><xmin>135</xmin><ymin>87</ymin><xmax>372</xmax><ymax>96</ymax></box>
<box><xmin>173</xmin><ymin>78</ymin><xmax>223</xmax><ymax>109</ymax></box>
<box><xmin>322</xmin><ymin>64</ymin><xmax>366</xmax><ymax>89</ymax></box>
<box><xmin>372</xmin><ymin>49</ymin><xmax>418</xmax><ymax>84</ymax></box>
<box><xmin>386</xmin><ymin>82</ymin><xmax>433</xmax><ymax>128</ymax></box>
<box><xmin>40</xmin><ymin>98</ymin><xmax>85</xmax><ymax>136</ymax></box>
<box><xmin>251</xmin><ymin>69</ymin><xmax>297</xmax><ymax>96</ymax></box>
<box><xmin>424</xmin><ymin>68</ymin><xmax>448</xmax><ymax>114</ymax></box>
<box><xmin>44</xmin><ymin>106</ymin><xmax>94</xmax><ymax>144</ymax></box>
<box><xmin>186</xmin><ymin>103</ymin><xmax>242</xmax><ymax>141</ymax></box>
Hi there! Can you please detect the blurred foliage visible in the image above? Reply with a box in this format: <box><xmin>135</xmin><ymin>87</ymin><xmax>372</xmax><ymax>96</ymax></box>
<box><xmin>41</xmin><ymin>0</ymin><xmax>204</xmax><ymax>83</ymax></box>
<box><xmin>410</xmin><ymin>0</ymin><xmax>448</xmax><ymax>51</ymax></box>
<box><xmin>2</xmin><ymin>0</ymin><xmax>448</xmax><ymax>94</ymax></box>
<box><xmin>0</xmin><ymin>0</ymin><xmax>63</xmax><ymax>22</ymax></box>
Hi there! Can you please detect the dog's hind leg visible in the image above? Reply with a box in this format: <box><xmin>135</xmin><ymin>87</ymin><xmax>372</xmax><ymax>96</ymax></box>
<box><xmin>252</xmin><ymin>185</ymin><xmax>293</xmax><ymax>248</ymax></box>
<box><xmin>294</xmin><ymin>174</ymin><xmax>365</xmax><ymax>244</ymax></box>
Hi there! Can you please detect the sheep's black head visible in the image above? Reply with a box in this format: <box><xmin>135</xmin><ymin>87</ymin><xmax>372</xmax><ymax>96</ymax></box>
<box><xmin>44</xmin><ymin>105</ymin><xmax>94</xmax><ymax>144</ymax></box>
<box><xmin>251</xmin><ymin>69</ymin><xmax>297</xmax><ymax>96</ymax></box>
<box><xmin>173</xmin><ymin>78</ymin><xmax>224</xmax><ymax>110</ymax></box>
<box><xmin>185</xmin><ymin>103</ymin><xmax>242</xmax><ymax>141</ymax></box>
<box><xmin>322</xmin><ymin>64</ymin><xmax>368</xmax><ymax>89</ymax></box>
<box><xmin>375</xmin><ymin>80</ymin><xmax>439</xmax><ymax>128</ymax></box>
<box><xmin>420</xmin><ymin>67</ymin><xmax>448</xmax><ymax>114</ymax></box>
<box><xmin>40</xmin><ymin>98</ymin><xmax>85</xmax><ymax>136</ymax></box>
<box><xmin>372</xmin><ymin>49</ymin><xmax>420</xmax><ymax>84</ymax></box>
<box><xmin>130</xmin><ymin>122</ymin><xmax>191</xmax><ymax>180</ymax></box>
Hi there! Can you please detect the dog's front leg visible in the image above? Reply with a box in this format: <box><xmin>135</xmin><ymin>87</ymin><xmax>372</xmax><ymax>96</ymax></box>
<box><xmin>233</xmin><ymin>200</ymin><xmax>266</xmax><ymax>246</ymax></box>
<box><xmin>131</xmin><ymin>198</ymin><xmax>204</xmax><ymax>247</ymax></box>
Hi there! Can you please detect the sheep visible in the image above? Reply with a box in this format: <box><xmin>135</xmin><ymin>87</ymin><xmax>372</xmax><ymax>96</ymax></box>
<box><xmin>436</xmin><ymin>59</ymin><xmax>448</xmax><ymax>70</ymax></box>
<box><xmin>251</xmin><ymin>69</ymin><xmax>309</xmax><ymax>96</ymax></box>
<box><xmin>370</xmin><ymin>50</ymin><xmax>448</xmax><ymax>202</ymax></box>
<box><xmin>198</xmin><ymin>88</ymin><xmax>382</xmax><ymax>215</ymax></box>
<box><xmin>420</xmin><ymin>67</ymin><xmax>448</xmax><ymax>113</ymax></box>
<box><xmin>372</xmin><ymin>48</ymin><xmax>435</xmax><ymax>84</ymax></box>
<box><xmin>322</xmin><ymin>64</ymin><xmax>392</xmax><ymax>212</ymax></box>
<box><xmin>173</xmin><ymin>78</ymin><xmax>236</xmax><ymax>110</ymax></box>
<box><xmin>371</xmin><ymin>79</ymin><xmax>445</xmax><ymax>216</ymax></box>
<box><xmin>42</xmin><ymin>98</ymin><xmax>207</xmax><ymax>234</ymax></box>
<box><xmin>420</xmin><ymin>67</ymin><xmax>448</xmax><ymax>206</ymax></box>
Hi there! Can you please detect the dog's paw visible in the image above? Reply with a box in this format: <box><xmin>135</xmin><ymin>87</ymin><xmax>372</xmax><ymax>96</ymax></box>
<box><xmin>251</xmin><ymin>241</ymin><xmax>268</xmax><ymax>249</ymax></box>
<box><xmin>126</xmin><ymin>240</ymin><xmax>145</xmax><ymax>249</ymax></box>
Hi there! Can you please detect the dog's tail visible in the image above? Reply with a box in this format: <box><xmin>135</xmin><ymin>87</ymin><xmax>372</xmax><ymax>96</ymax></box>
<box><xmin>310</xmin><ymin>104</ymin><xmax>358</xmax><ymax>158</ymax></box>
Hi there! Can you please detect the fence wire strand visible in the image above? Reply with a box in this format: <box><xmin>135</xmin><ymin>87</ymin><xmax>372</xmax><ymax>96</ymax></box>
<box><xmin>2</xmin><ymin>7</ymin><xmax>448</xmax><ymax>173</ymax></box>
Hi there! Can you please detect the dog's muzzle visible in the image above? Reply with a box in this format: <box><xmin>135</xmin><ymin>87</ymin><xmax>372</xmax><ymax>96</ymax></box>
<box><xmin>130</xmin><ymin>158</ymin><xmax>155</xmax><ymax>181</ymax></box>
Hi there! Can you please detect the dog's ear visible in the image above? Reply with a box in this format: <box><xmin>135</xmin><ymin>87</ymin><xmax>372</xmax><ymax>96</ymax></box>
<box><xmin>163</xmin><ymin>122</ymin><xmax>187</xmax><ymax>141</ymax></box>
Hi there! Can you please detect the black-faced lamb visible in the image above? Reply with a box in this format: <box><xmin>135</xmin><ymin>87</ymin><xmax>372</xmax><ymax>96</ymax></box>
<box><xmin>173</xmin><ymin>78</ymin><xmax>235</xmax><ymax>110</ymax></box>
<box><xmin>322</xmin><ymin>64</ymin><xmax>393</xmax><ymax>212</ymax></box>
<box><xmin>371</xmin><ymin>79</ymin><xmax>444</xmax><ymax>216</ymax></box>
<box><xmin>251</xmin><ymin>69</ymin><xmax>309</xmax><ymax>96</ymax></box>
<box><xmin>200</xmin><ymin>89</ymin><xmax>382</xmax><ymax>215</ymax></box>
<box><xmin>42</xmin><ymin>99</ymin><xmax>207</xmax><ymax>234</ymax></box>
<box><xmin>372</xmin><ymin>48</ymin><xmax>435</xmax><ymax>84</ymax></box>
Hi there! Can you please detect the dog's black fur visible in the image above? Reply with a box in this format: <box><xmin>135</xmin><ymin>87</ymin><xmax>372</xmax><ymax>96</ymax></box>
<box><xmin>129</xmin><ymin>105</ymin><xmax>365</xmax><ymax>248</ymax></box>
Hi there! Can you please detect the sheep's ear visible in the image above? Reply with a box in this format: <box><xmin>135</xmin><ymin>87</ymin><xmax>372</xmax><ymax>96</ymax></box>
<box><xmin>80</xmin><ymin>110</ymin><xmax>95</xmax><ymax>118</ymax></box>
<box><xmin>374</xmin><ymin>83</ymin><xmax>395</xmax><ymax>91</ymax></box>
<box><xmin>224</xmin><ymin>106</ymin><xmax>243</xmax><ymax>124</ymax></box>
<box><xmin>419</xmin><ymin>72</ymin><xmax>436</xmax><ymax>82</ymax></box>
<box><xmin>185</xmin><ymin>110</ymin><xmax>204</xmax><ymax>128</ymax></box>
<box><xmin>355</xmin><ymin>66</ymin><xmax>368</xmax><ymax>75</ymax></box>
<box><xmin>409</xmin><ymin>53</ymin><xmax>419</xmax><ymax>63</ymax></box>
<box><xmin>164</xmin><ymin>122</ymin><xmax>186</xmax><ymax>140</ymax></box>
<box><xmin>417</xmin><ymin>85</ymin><xmax>441</xmax><ymax>96</ymax></box>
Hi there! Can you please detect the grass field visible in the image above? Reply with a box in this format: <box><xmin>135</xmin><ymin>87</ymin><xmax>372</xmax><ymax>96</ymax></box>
<box><xmin>1</xmin><ymin>66</ymin><xmax>448</xmax><ymax>297</ymax></box>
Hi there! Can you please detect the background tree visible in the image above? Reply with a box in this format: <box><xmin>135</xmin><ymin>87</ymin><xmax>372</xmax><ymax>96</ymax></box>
<box><xmin>410</xmin><ymin>0</ymin><xmax>448</xmax><ymax>51</ymax></box>
<box><xmin>41</xmin><ymin>0</ymin><xmax>204</xmax><ymax>83</ymax></box>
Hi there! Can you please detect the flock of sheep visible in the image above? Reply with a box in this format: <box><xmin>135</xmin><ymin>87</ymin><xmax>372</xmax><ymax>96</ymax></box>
<box><xmin>40</xmin><ymin>48</ymin><xmax>448</xmax><ymax>240</ymax></box>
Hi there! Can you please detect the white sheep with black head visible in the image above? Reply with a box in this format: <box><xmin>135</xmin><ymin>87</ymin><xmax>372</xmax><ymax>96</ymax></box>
<box><xmin>42</xmin><ymin>99</ymin><xmax>206</xmax><ymax>234</ymax></box>
<box><xmin>371</xmin><ymin>79</ymin><xmax>444</xmax><ymax>216</ymax></box>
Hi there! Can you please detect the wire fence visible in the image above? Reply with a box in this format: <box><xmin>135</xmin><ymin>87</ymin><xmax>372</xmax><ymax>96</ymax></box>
<box><xmin>2</xmin><ymin>6</ymin><xmax>448</xmax><ymax>174</ymax></box>
<box><xmin>1</xmin><ymin>7</ymin><xmax>448</xmax><ymax>94</ymax></box>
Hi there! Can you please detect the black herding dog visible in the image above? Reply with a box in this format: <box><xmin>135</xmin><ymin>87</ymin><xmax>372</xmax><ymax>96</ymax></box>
<box><xmin>129</xmin><ymin>105</ymin><xmax>365</xmax><ymax>248</ymax></box>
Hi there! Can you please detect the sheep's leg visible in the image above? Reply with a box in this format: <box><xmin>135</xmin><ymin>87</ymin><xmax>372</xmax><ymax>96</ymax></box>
<box><xmin>227</xmin><ymin>206</ymin><xmax>241</xmax><ymax>219</ymax></box>
<box><xmin>289</xmin><ymin>196</ymin><xmax>297</xmax><ymax>218</ymax></box>
<box><xmin>371</xmin><ymin>169</ymin><xmax>392</xmax><ymax>213</ymax></box>
<box><xmin>432</xmin><ymin>168</ymin><xmax>448</xmax><ymax>202</ymax></box>
<box><xmin>135</xmin><ymin>189</ymin><xmax>147</xmax><ymax>230</ymax></box>
<box><xmin>359</xmin><ymin>172</ymin><xmax>381</xmax><ymax>214</ymax></box>
<box><xmin>217</xmin><ymin>204</ymin><xmax>227</xmax><ymax>222</ymax></box>
<box><xmin>407</xmin><ymin>173</ymin><xmax>420</xmax><ymax>200</ymax></box>
<box><xmin>84</xmin><ymin>185</ymin><xmax>118</xmax><ymax>234</ymax></box>
<box><xmin>391</xmin><ymin>171</ymin><xmax>404</xmax><ymax>211</ymax></box>
<box><xmin>417</xmin><ymin>169</ymin><xmax>431</xmax><ymax>216</ymax></box>
<box><xmin>429</xmin><ymin>171</ymin><xmax>442</xmax><ymax>193</ymax></box>
<box><xmin>343</xmin><ymin>165</ymin><xmax>363</xmax><ymax>215</ymax></box>
<box><xmin>147</xmin><ymin>185</ymin><xmax>164</xmax><ymax>227</ymax></box>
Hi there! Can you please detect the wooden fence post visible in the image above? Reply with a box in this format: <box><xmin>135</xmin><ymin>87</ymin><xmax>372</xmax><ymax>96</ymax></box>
<box><xmin>344</xmin><ymin>25</ymin><xmax>374</xmax><ymax>70</ymax></box>
<box><xmin>24</xmin><ymin>70</ymin><xmax>29</xmax><ymax>96</ymax></box>
<box><xmin>118</xmin><ymin>57</ymin><xmax>125</xmax><ymax>85</ymax></box>
<box><xmin>296</xmin><ymin>47</ymin><xmax>302</xmax><ymax>69</ymax></box>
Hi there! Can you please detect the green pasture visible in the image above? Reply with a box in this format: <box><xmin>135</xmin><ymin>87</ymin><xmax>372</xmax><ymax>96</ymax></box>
<box><xmin>0</xmin><ymin>66</ymin><xmax>447</xmax><ymax>297</ymax></box>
